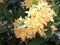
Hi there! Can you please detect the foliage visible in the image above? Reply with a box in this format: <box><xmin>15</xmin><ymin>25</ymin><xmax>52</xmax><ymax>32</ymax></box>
<box><xmin>0</xmin><ymin>0</ymin><xmax>60</xmax><ymax>45</ymax></box>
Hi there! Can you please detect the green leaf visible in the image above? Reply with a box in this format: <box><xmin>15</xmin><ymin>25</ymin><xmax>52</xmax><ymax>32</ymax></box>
<box><xmin>0</xmin><ymin>25</ymin><xmax>8</xmax><ymax>33</ymax></box>
<box><xmin>30</xmin><ymin>0</ymin><xmax>38</xmax><ymax>7</ymax></box>
<box><xmin>19</xmin><ymin>21</ymin><xmax>27</xmax><ymax>28</ymax></box>
<box><xmin>54</xmin><ymin>22</ymin><xmax>60</xmax><ymax>26</ymax></box>
<box><xmin>51</xmin><ymin>5</ymin><xmax>59</xmax><ymax>15</ymax></box>
<box><xmin>19</xmin><ymin>21</ymin><xmax>24</xmax><ymax>26</ymax></box>
<box><xmin>30</xmin><ymin>38</ymin><xmax>41</xmax><ymax>45</ymax></box>
<box><xmin>18</xmin><ymin>7</ymin><xmax>26</xmax><ymax>18</ymax></box>
<box><xmin>4</xmin><ymin>0</ymin><xmax>18</xmax><ymax>4</ymax></box>
<box><xmin>0</xmin><ymin>16</ymin><xmax>4</xmax><ymax>21</ymax></box>
<box><xmin>54</xmin><ymin>16</ymin><xmax>60</xmax><ymax>27</ymax></box>
<box><xmin>47</xmin><ymin>21</ymin><xmax>55</xmax><ymax>26</ymax></box>
<box><xmin>45</xmin><ymin>29</ymin><xmax>52</xmax><ymax>38</ymax></box>
<box><xmin>44</xmin><ymin>21</ymin><xmax>55</xmax><ymax>29</ymax></box>
<box><xmin>54</xmin><ymin>16</ymin><xmax>60</xmax><ymax>23</ymax></box>
<box><xmin>30</xmin><ymin>33</ymin><xmax>47</xmax><ymax>45</ymax></box>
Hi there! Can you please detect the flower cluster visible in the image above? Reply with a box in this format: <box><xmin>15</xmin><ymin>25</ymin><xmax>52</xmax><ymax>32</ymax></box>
<box><xmin>21</xmin><ymin>0</ymin><xmax>46</xmax><ymax>8</ymax></box>
<box><xmin>21</xmin><ymin>0</ymin><xmax>33</xmax><ymax>8</ymax></box>
<box><xmin>14</xmin><ymin>1</ymin><xmax>56</xmax><ymax>41</ymax></box>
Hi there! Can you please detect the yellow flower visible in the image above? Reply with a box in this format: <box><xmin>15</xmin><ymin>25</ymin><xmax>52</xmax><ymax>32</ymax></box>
<box><xmin>14</xmin><ymin>0</ymin><xmax>56</xmax><ymax>41</ymax></box>
<box><xmin>21</xmin><ymin>0</ymin><xmax>48</xmax><ymax>8</ymax></box>
<box><xmin>39</xmin><ymin>29</ymin><xmax>47</xmax><ymax>36</ymax></box>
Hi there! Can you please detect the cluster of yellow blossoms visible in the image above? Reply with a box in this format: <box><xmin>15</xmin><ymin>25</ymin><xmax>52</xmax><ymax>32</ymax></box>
<box><xmin>21</xmin><ymin>0</ymin><xmax>46</xmax><ymax>8</ymax></box>
<box><xmin>14</xmin><ymin>1</ymin><xmax>56</xmax><ymax>41</ymax></box>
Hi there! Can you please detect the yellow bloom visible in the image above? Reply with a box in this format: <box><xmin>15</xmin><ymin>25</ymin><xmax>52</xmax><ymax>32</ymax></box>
<box><xmin>14</xmin><ymin>0</ymin><xmax>55</xmax><ymax>41</ymax></box>
<box><xmin>21</xmin><ymin>0</ymin><xmax>49</xmax><ymax>8</ymax></box>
